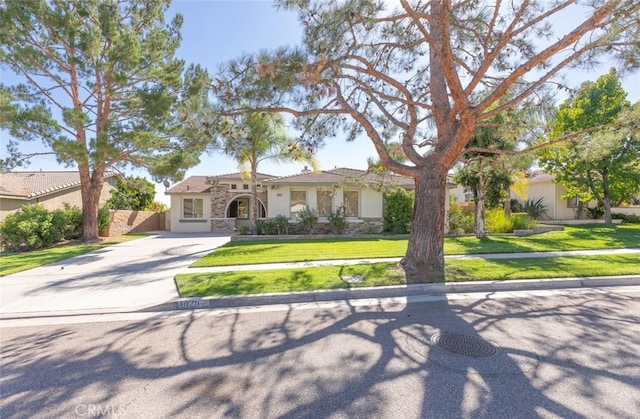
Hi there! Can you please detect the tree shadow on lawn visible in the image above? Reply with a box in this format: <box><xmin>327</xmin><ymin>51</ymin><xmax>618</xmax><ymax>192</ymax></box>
<box><xmin>2</xmin><ymin>290</ymin><xmax>639</xmax><ymax>417</ymax></box>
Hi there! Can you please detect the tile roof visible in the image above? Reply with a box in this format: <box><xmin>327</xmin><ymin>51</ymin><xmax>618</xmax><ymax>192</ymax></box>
<box><xmin>165</xmin><ymin>176</ymin><xmax>213</xmax><ymax>194</ymax></box>
<box><xmin>0</xmin><ymin>171</ymin><xmax>116</xmax><ymax>199</ymax></box>
<box><xmin>526</xmin><ymin>171</ymin><xmax>556</xmax><ymax>184</ymax></box>
<box><xmin>165</xmin><ymin>172</ymin><xmax>277</xmax><ymax>194</ymax></box>
<box><xmin>265</xmin><ymin>167</ymin><xmax>415</xmax><ymax>188</ymax></box>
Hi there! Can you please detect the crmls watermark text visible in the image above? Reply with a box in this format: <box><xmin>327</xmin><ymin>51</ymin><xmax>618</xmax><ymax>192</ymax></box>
<box><xmin>75</xmin><ymin>404</ymin><xmax>126</xmax><ymax>417</ymax></box>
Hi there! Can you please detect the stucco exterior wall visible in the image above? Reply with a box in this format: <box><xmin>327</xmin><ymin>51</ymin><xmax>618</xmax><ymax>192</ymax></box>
<box><xmin>169</xmin><ymin>193</ymin><xmax>211</xmax><ymax>233</ymax></box>
<box><xmin>267</xmin><ymin>185</ymin><xmax>384</xmax><ymax>219</ymax></box>
<box><xmin>611</xmin><ymin>206</ymin><xmax>640</xmax><ymax>216</ymax></box>
<box><xmin>267</xmin><ymin>186</ymin><xmax>294</xmax><ymax>218</ymax></box>
<box><xmin>0</xmin><ymin>179</ymin><xmax>116</xmax><ymax>222</ymax></box>
<box><xmin>521</xmin><ymin>180</ymin><xmax>601</xmax><ymax>220</ymax></box>
<box><xmin>360</xmin><ymin>188</ymin><xmax>383</xmax><ymax>218</ymax></box>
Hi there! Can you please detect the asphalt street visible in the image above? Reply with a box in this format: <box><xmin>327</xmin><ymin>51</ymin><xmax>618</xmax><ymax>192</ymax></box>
<box><xmin>2</xmin><ymin>286</ymin><xmax>639</xmax><ymax>418</ymax></box>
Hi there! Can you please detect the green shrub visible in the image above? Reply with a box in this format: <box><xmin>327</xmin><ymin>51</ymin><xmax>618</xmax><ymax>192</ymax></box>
<box><xmin>384</xmin><ymin>188</ymin><xmax>414</xmax><ymax>234</ymax></box>
<box><xmin>612</xmin><ymin>213</ymin><xmax>640</xmax><ymax>224</ymax></box>
<box><xmin>236</xmin><ymin>225</ymin><xmax>250</xmax><ymax>235</ymax></box>
<box><xmin>257</xmin><ymin>215</ymin><xmax>290</xmax><ymax>235</ymax></box>
<box><xmin>586</xmin><ymin>206</ymin><xmax>605</xmax><ymax>219</ymax></box>
<box><xmin>486</xmin><ymin>209</ymin><xmax>534</xmax><ymax>233</ymax></box>
<box><xmin>447</xmin><ymin>195</ymin><xmax>474</xmax><ymax>234</ymax></box>
<box><xmin>273</xmin><ymin>215</ymin><xmax>289</xmax><ymax>234</ymax></box>
<box><xmin>486</xmin><ymin>208</ymin><xmax>513</xmax><ymax>233</ymax></box>
<box><xmin>520</xmin><ymin>198</ymin><xmax>548</xmax><ymax>220</ymax></box>
<box><xmin>98</xmin><ymin>205</ymin><xmax>111</xmax><ymax>236</ymax></box>
<box><xmin>328</xmin><ymin>206</ymin><xmax>348</xmax><ymax>234</ymax></box>
<box><xmin>62</xmin><ymin>204</ymin><xmax>83</xmax><ymax>239</ymax></box>
<box><xmin>296</xmin><ymin>206</ymin><xmax>319</xmax><ymax>234</ymax></box>
<box><xmin>257</xmin><ymin>219</ymin><xmax>276</xmax><ymax>235</ymax></box>
<box><xmin>146</xmin><ymin>201</ymin><xmax>169</xmax><ymax>212</ymax></box>
<box><xmin>0</xmin><ymin>204</ymin><xmax>66</xmax><ymax>251</ymax></box>
<box><xmin>511</xmin><ymin>212</ymin><xmax>532</xmax><ymax>230</ymax></box>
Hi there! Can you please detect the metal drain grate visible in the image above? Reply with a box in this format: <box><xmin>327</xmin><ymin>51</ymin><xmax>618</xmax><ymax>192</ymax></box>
<box><xmin>431</xmin><ymin>333</ymin><xmax>497</xmax><ymax>358</ymax></box>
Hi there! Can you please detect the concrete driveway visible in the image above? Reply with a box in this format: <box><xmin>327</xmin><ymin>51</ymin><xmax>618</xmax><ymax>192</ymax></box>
<box><xmin>0</xmin><ymin>232</ymin><xmax>231</xmax><ymax>317</ymax></box>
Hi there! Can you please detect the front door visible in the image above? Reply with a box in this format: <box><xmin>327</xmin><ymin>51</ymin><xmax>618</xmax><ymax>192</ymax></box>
<box><xmin>228</xmin><ymin>198</ymin><xmax>249</xmax><ymax>219</ymax></box>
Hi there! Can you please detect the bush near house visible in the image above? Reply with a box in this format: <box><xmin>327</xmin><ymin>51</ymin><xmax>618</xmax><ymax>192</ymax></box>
<box><xmin>612</xmin><ymin>213</ymin><xmax>640</xmax><ymax>224</ymax></box>
<box><xmin>486</xmin><ymin>209</ymin><xmax>534</xmax><ymax>233</ymax></box>
<box><xmin>0</xmin><ymin>204</ymin><xmax>83</xmax><ymax>252</ymax></box>
<box><xmin>384</xmin><ymin>188</ymin><xmax>414</xmax><ymax>234</ymax></box>
<box><xmin>447</xmin><ymin>195</ymin><xmax>474</xmax><ymax>234</ymax></box>
<box><xmin>257</xmin><ymin>215</ymin><xmax>290</xmax><ymax>235</ymax></box>
<box><xmin>296</xmin><ymin>207</ymin><xmax>319</xmax><ymax>234</ymax></box>
<box><xmin>328</xmin><ymin>206</ymin><xmax>348</xmax><ymax>234</ymax></box>
<box><xmin>512</xmin><ymin>198</ymin><xmax>548</xmax><ymax>220</ymax></box>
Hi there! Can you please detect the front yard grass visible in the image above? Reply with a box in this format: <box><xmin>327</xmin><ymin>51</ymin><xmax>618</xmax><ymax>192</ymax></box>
<box><xmin>190</xmin><ymin>224</ymin><xmax>640</xmax><ymax>267</ymax></box>
<box><xmin>176</xmin><ymin>253</ymin><xmax>640</xmax><ymax>297</ymax></box>
<box><xmin>0</xmin><ymin>233</ymin><xmax>149</xmax><ymax>276</ymax></box>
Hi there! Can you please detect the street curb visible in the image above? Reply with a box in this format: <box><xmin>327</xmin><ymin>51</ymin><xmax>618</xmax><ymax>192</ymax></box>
<box><xmin>146</xmin><ymin>275</ymin><xmax>640</xmax><ymax>311</ymax></box>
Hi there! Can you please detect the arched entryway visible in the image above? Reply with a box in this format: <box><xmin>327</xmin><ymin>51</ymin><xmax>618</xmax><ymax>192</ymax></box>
<box><xmin>226</xmin><ymin>195</ymin><xmax>266</xmax><ymax>220</ymax></box>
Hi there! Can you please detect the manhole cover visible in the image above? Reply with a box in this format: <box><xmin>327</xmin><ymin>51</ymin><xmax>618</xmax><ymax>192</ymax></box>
<box><xmin>431</xmin><ymin>332</ymin><xmax>497</xmax><ymax>358</ymax></box>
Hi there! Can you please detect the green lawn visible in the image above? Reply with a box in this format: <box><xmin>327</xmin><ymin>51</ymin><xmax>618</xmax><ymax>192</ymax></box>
<box><xmin>176</xmin><ymin>253</ymin><xmax>640</xmax><ymax>297</ymax></box>
<box><xmin>191</xmin><ymin>224</ymin><xmax>640</xmax><ymax>267</ymax></box>
<box><xmin>0</xmin><ymin>233</ymin><xmax>148</xmax><ymax>276</ymax></box>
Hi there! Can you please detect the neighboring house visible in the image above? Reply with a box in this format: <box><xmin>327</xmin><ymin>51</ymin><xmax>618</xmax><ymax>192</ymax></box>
<box><xmin>450</xmin><ymin>171</ymin><xmax>640</xmax><ymax>220</ymax></box>
<box><xmin>0</xmin><ymin>171</ymin><xmax>117</xmax><ymax>222</ymax></box>
<box><xmin>166</xmin><ymin>167</ymin><xmax>434</xmax><ymax>234</ymax></box>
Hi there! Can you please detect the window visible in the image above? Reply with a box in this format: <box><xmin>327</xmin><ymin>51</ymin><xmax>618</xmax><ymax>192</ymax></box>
<box><xmin>290</xmin><ymin>190</ymin><xmax>307</xmax><ymax>214</ymax></box>
<box><xmin>230</xmin><ymin>184</ymin><xmax>237</xmax><ymax>190</ymax></box>
<box><xmin>343</xmin><ymin>190</ymin><xmax>359</xmax><ymax>217</ymax></box>
<box><xmin>243</xmin><ymin>184</ymin><xmax>249</xmax><ymax>190</ymax></box>
<box><xmin>567</xmin><ymin>197</ymin><xmax>581</xmax><ymax>208</ymax></box>
<box><xmin>317</xmin><ymin>190</ymin><xmax>333</xmax><ymax>216</ymax></box>
<box><xmin>183</xmin><ymin>198</ymin><xmax>204</xmax><ymax>219</ymax></box>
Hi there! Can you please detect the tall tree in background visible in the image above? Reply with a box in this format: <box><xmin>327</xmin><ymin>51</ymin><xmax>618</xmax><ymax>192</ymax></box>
<box><xmin>0</xmin><ymin>0</ymin><xmax>210</xmax><ymax>241</ymax></box>
<box><xmin>219</xmin><ymin>112</ymin><xmax>318</xmax><ymax>234</ymax></box>
<box><xmin>213</xmin><ymin>0</ymin><xmax>640</xmax><ymax>282</ymax></box>
<box><xmin>539</xmin><ymin>69</ymin><xmax>640</xmax><ymax>225</ymax></box>
<box><xmin>106</xmin><ymin>176</ymin><xmax>156</xmax><ymax>211</ymax></box>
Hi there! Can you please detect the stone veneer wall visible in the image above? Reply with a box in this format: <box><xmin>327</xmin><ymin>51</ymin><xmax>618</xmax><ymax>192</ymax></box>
<box><xmin>209</xmin><ymin>184</ymin><xmax>268</xmax><ymax>218</ymax></box>
<box><xmin>211</xmin><ymin>218</ymin><xmax>236</xmax><ymax>233</ymax></box>
<box><xmin>103</xmin><ymin>210</ymin><xmax>165</xmax><ymax>236</ymax></box>
<box><xmin>274</xmin><ymin>218</ymin><xmax>384</xmax><ymax>236</ymax></box>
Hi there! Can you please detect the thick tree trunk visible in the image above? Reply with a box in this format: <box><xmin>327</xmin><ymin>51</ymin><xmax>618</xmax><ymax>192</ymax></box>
<box><xmin>79</xmin><ymin>168</ymin><xmax>105</xmax><ymax>242</ymax></box>
<box><xmin>474</xmin><ymin>175</ymin><xmax>486</xmax><ymax>238</ymax></box>
<box><xmin>602</xmin><ymin>168</ymin><xmax>613</xmax><ymax>225</ymax></box>
<box><xmin>401</xmin><ymin>168</ymin><xmax>448</xmax><ymax>283</ymax></box>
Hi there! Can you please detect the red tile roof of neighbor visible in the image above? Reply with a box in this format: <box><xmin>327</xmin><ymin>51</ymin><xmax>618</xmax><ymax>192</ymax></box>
<box><xmin>0</xmin><ymin>171</ymin><xmax>116</xmax><ymax>199</ymax></box>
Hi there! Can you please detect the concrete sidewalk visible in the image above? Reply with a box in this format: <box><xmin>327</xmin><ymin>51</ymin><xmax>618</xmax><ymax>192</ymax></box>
<box><xmin>1</xmin><ymin>236</ymin><xmax>638</xmax><ymax>319</ymax></box>
<box><xmin>0</xmin><ymin>232</ymin><xmax>231</xmax><ymax>317</ymax></box>
<box><xmin>177</xmin><ymin>248</ymin><xmax>640</xmax><ymax>274</ymax></box>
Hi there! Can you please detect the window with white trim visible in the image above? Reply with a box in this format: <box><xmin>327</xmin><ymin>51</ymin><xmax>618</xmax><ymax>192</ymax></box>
<box><xmin>343</xmin><ymin>190</ymin><xmax>359</xmax><ymax>217</ymax></box>
<box><xmin>317</xmin><ymin>190</ymin><xmax>333</xmax><ymax>216</ymax></box>
<box><xmin>290</xmin><ymin>190</ymin><xmax>307</xmax><ymax>214</ymax></box>
<box><xmin>183</xmin><ymin>198</ymin><xmax>204</xmax><ymax>218</ymax></box>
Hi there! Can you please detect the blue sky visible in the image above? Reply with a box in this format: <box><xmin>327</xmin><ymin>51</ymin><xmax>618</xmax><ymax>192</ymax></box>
<box><xmin>1</xmin><ymin>0</ymin><xmax>638</xmax><ymax>203</ymax></box>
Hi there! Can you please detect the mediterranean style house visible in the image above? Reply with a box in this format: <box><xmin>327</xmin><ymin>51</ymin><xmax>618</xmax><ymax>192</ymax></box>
<box><xmin>0</xmin><ymin>171</ymin><xmax>117</xmax><ymax>222</ymax></box>
<box><xmin>165</xmin><ymin>167</ymin><xmax>428</xmax><ymax>234</ymax></box>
